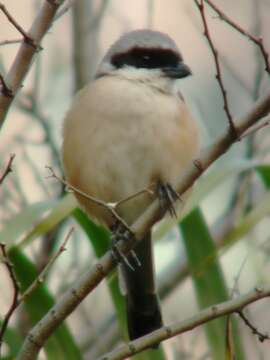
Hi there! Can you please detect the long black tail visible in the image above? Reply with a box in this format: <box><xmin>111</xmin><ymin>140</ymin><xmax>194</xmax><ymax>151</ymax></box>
<box><xmin>121</xmin><ymin>232</ymin><xmax>163</xmax><ymax>340</ymax></box>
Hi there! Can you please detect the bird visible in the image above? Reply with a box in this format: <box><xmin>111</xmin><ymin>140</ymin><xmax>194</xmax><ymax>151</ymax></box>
<box><xmin>62</xmin><ymin>29</ymin><xmax>200</xmax><ymax>341</ymax></box>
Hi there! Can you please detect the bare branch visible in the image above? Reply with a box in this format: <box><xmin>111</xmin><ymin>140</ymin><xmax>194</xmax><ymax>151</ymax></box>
<box><xmin>0</xmin><ymin>0</ymin><xmax>65</xmax><ymax>129</ymax></box>
<box><xmin>99</xmin><ymin>287</ymin><xmax>270</xmax><ymax>360</ymax></box>
<box><xmin>17</xmin><ymin>91</ymin><xmax>270</xmax><ymax>360</ymax></box>
<box><xmin>45</xmin><ymin>165</ymin><xmax>131</xmax><ymax>231</ymax></box>
<box><xmin>0</xmin><ymin>154</ymin><xmax>15</xmax><ymax>185</ymax></box>
<box><xmin>114</xmin><ymin>186</ymin><xmax>155</xmax><ymax>209</ymax></box>
<box><xmin>0</xmin><ymin>39</ymin><xmax>22</xmax><ymax>46</ymax></box>
<box><xmin>0</xmin><ymin>243</ymin><xmax>20</xmax><ymax>356</ymax></box>
<box><xmin>237</xmin><ymin>310</ymin><xmax>269</xmax><ymax>343</ymax></box>
<box><xmin>194</xmin><ymin>0</ymin><xmax>238</xmax><ymax>138</ymax></box>
<box><xmin>205</xmin><ymin>0</ymin><xmax>270</xmax><ymax>75</ymax></box>
<box><xmin>0</xmin><ymin>228</ymin><xmax>73</xmax><ymax>354</ymax></box>
<box><xmin>18</xmin><ymin>227</ymin><xmax>74</xmax><ymax>303</ymax></box>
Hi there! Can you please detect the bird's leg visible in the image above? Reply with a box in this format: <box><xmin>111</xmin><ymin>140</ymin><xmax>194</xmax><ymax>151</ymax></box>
<box><xmin>157</xmin><ymin>182</ymin><xmax>182</xmax><ymax>218</ymax></box>
<box><xmin>110</xmin><ymin>221</ymin><xmax>141</xmax><ymax>270</ymax></box>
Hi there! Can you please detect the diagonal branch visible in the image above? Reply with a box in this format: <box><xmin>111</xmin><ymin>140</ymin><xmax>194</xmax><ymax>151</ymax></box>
<box><xmin>204</xmin><ymin>0</ymin><xmax>270</xmax><ymax>75</ymax></box>
<box><xmin>0</xmin><ymin>0</ymin><xmax>67</xmax><ymax>129</ymax></box>
<box><xmin>194</xmin><ymin>0</ymin><xmax>238</xmax><ymax>138</ymax></box>
<box><xmin>17</xmin><ymin>91</ymin><xmax>270</xmax><ymax>360</ymax></box>
<box><xmin>100</xmin><ymin>287</ymin><xmax>270</xmax><ymax>360</ymax></box>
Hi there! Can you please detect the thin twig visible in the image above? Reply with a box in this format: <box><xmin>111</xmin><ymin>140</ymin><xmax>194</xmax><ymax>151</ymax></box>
<box><xmin>45</xmin><ymin>166</ymin><xmax>131</xmax><ymax>231</ymax></box>
<box><xmin>230</xmin><ymin>256</ymin><xmax>248</xmax><ymax>298</ymax></box>
<box><xmin>18</xmin><ymin>227</ymin><xmax>74</xmax><ymax>303</ymax></box>
<box><xmin>0</xmin><ymin>39</ymin><xmax>22</xmax><ymax>46</ymax></box>
<box><xmin>237</xmin><ymin>310</ymin><xmax>269</xmax><ymax>342</ymax></box>
<box><xmin>0</xmin><ymin>243</ymin><xmax>20</xmax><ymax>355</ymax></box>
<box><xmin>0</xmin><ymin>154</ymin><xmax>15</xmax><ymax>185</ymax></box>
<box><xmin>205</xmin><ymin>0</ymin><xmax>270</xmax><ymax>74</ymax></box>
<box><xmin>194</xmin><ymin>0</ymin><xmax>238</xmax><ymax>138</ymax></box>
<box><xmin>114</xmin><ymin>186</ymin><xmax>155</xmax><ymax>209</ymax></box>
<box><xmin>223</xmin><ymin>255</ymin><xmax>248</xmax><ymax>358</ymax></box>
<box><xmin>0</xmin><ymin>228</ymin><xmax>73</xmax><ymax>354</ymax></box>
<box><xmin>0</xmin><ymin>3</ymin><xmax>36</xmax><ymax>47</ymax></box>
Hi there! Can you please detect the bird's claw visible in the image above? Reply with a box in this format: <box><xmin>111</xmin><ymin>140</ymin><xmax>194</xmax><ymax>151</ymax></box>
<box><xmin>111</xmin><ymin>221</ymin><xmax>140</xmax><ymax>271</ymax></box>
<box><xmin>157</xmin><ymin>183</ymin><xmax>181</xmax><ymax>218</ymax></box>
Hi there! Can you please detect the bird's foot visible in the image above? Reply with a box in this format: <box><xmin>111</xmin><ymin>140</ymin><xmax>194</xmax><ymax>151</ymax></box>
<box><xmin>157</xmin><ymin>182</ymin><xmax>182</xmax><ymax>218</ymax></box>
<box><xmin>111</xmin><ymin>221</ymin><xmax>140</xmax><ymax>271</ymax></box>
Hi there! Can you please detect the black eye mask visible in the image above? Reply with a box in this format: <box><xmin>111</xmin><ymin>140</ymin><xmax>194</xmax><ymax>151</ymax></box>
<box><xmin>111</xmin><ymin>47</ymin><xmax>181</xmax><ymax>70</ymax></box>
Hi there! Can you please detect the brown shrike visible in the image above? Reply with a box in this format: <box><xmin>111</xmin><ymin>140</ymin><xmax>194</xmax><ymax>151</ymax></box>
<box><xmin>62</xmin><ymin>30</ymin><xmax>200</xmax><ymax>341</ymax></box>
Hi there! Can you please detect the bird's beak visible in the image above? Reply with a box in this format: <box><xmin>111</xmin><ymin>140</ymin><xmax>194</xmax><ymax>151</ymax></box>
<box><xmin>162</xmin><ymin>62</ymin><xmax>192</xmax><ymax>79</ymax></box>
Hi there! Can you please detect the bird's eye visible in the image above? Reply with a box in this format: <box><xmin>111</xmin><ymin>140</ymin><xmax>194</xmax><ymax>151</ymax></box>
<box><xmin>142</xmin><ymin>55</ymin><xmax>150</xmax><ymax>61</ymax></box>
<box><xmin>139</xmin><ymin>54</ymin><xmax>153</xmax><ymax>67</ymax></box>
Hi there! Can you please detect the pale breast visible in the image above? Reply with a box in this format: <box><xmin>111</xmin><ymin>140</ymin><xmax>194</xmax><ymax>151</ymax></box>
<box><xmin>62</xmin><ymin>76</ymin><xmax>199</xmax><ymax>226</ymax></box>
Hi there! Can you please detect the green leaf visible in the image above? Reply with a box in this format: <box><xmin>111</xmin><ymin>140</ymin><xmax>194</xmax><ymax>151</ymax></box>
<box><xmin>18</xmin><ymin>194</ymin><xmax>77</xmax><ymax>249</ymax></box>
<box><xmin>185</xmin><ymin>158</ymin><xmax>260</xmax><ymax>214</ymax></box>
<box><xmin>0</xmin><ymin>199</ymin><xmax>56</xmax><ymax>246</ymax></box>
<box><xmin>8</xmin><ymin>247</ymin><xmax>81</xmax><ymax>360</ymax></box>
<box><xmin>222</xmin><ymin>192</ymin><xmax>270</xmax><ymax>249</ymax></box>
<box><xmin>73</xmin><ymin>209</ymin><xmax>110</xmax><ymax>257</ymax></box>
<box><xmin>180</xmin><ymin>208</ymin><xmax>244</xmax><ymax>360</ymax></box>
<box><xmin>0</xmin><ymin>325</ymin><xmax>23</xmax><ymax>358</ymax></box>
<box><xmin>256</xmin><ymin>165</ymin><xmax>270</xmax><ymax>188</ymax></box>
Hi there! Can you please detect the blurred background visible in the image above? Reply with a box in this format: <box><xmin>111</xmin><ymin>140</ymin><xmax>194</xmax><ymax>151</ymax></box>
<box><xmin>0</xmin><ymin>0</ymin><xmax>270</xmax><ymax>359</ymax></box>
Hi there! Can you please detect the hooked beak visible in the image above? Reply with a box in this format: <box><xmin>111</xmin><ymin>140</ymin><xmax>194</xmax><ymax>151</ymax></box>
<box><xmin>162</xmin><ymin>62</ymin><xmax>192</xmax><ymax>79</ymax></box>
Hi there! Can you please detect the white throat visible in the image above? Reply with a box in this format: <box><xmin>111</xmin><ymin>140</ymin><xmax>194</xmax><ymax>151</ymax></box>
<box><xmin>108</xmin><ymin>67</ymin><xmax>179</xmax><ymax>96</ymax></box>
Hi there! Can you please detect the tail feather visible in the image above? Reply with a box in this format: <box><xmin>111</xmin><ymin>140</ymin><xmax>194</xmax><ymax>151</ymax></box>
<box><xmin>127</xmin><ymin>293</ymin><xmax>162</xmax><ymax>340</ymax></box>
<box><xmin>121</xmin><ymin>232</ymin><xmax>163</xmax><ymax>340</ymax></box>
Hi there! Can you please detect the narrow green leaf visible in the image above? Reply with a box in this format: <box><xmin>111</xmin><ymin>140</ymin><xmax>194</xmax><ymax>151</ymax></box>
<box><xmin>185</xmin><ymin>158</ymin><xmax>260</xmax><ymax>214</ymax></box>
<box><xmin>256</xmin><ymin>165</ymin><xmax>270</xmax><ymax>188</ymax></box>
<box><xmin>73</xmin><ymin>209</ymin><xmax>127</xmax><ymax>332</ymax></box>
<box><xmin>0</xmin><ymin>200</ymin><xmax>56</xmax><ymax>246</ymax></box>
<box><xmin>8</xmin><ymin>247</ymin><xmax>81</xmax><ymax>360</ymax></box>
<box><xmin>73</xmin><ymin>209</ymin><xmax>110</xmax><ymax>256</ymax></box>
<box><xmin>0</xmin><ymin>325</ymin><xmax>23</xmax><ymax>358</ymax></box>
<box><xmin>180</xmin><ymin>208</ymin><xmax>244</xmax><ymax>360</ymax></box>
<box><xmin>223</xmin><ymin>192</ymin><xmax>270</xmax><ymax>249</ymax></box>
<box><xmin>18</xmin><ymin>194</ymin><xmax>77</xmax><ymax>249</ymax></box>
